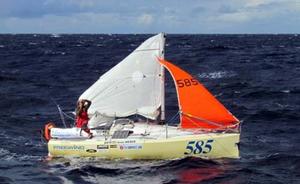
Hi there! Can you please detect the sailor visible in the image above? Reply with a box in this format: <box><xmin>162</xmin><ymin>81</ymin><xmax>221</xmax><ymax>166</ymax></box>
<box><xmin>75</xmin><ymin>99</ymin><xmax>93</xmax><ymax>138</ymax></box>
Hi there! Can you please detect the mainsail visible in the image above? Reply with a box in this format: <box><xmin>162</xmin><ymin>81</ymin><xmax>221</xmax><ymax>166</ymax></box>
<box><xmin>159</xmin><ymin>58</ymin><xmax>239</xmax><ymax>129</ymax></box>
<box><xmin>80</xmin><ymin>34</ymin><xmax>165</xmax><ymax>120</ymax></box>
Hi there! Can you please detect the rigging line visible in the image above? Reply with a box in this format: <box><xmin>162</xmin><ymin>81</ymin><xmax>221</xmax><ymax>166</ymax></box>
<box><xmin>61</xmin><ymin>111</ymin><xmax>75</xmax><ymax>120</ymax></box>
<box><xmin>50</xmin><ymin>97</ymin><xmax>67</xmax><ymax>128</ymax></box>
<box><xmin>183</xmin><ymin>114</ymin><xmax>210</xmax><ymax>130</ymax></box>
<box><xmin>183</xmin><ymin>113</ymin><xmax>240</xmax><ymax>131</ymax></box>
<box><xmin>157</xmin><ymin>111</ymin><xmax>179</xmax><ymax>138</ymax></box>
<box><xmin>166</xmin><ymin>111</ymin><xmax>180</xmax><ymax>124</ymax></box>
<box><xmin>181</xmin><ymin>112</ymin><xmax>235</xmax><ymax>128</ymax></box>
<box><xmin>57</xmin><ymin>105</ymin><xmax>67</xmax><ymax>128</ymax></box>
<box><xmin>135</xmin><ymin>48</ymin><xmax>160</xmax><ymax>52</ymax></box>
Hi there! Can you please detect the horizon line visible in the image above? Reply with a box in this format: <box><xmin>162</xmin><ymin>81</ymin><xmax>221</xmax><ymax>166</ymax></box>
<box><xmin>0</xmin><ymin>32</ymin><xmax>299</xmax><ymax>35</ymax></box>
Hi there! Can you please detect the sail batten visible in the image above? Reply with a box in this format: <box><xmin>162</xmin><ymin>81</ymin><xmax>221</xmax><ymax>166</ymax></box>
<box><xmin>158</xmin><ymin>58</ymin><xmax>239</xmax><ymax>129</ymax></box>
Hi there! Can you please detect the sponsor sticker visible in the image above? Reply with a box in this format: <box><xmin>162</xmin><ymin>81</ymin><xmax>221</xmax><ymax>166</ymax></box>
<box><xmin>125</xmin><ymin>140</ymin><xmax>136</xmax><ymax>144</ymax></box>
<box><xmin>97</xmin><ymin>145</ymin><xmax>109</xmax><ymax>150</ymax></box>
<box><xmin>53</xmin><ymin>145</ymin><xmax>84</xmax><ymax>151</ymax></box>
<box><xmin>119</xmin><ymin>144</ymin><xmax>142</xmax><ymax>150</ymax></box>
<box><xmin>110</xmin><ymin>145</ymin><xmax>117</xmax><ymax>149</ymax></box>
<box><xmin>104</xmin><ymin>140</ymin><xmax>136</xmax><ymax>144</ymax></box>
<box><xmin>86</xmin><ymin>149</ymin><xmax>97</xmax><ymax>153</ymax></box>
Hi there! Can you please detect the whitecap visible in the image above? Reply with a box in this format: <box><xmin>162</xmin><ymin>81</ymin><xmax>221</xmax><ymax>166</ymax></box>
<box><xmin>183</xmin><ymin>44</ymin><xmax>192</xmax><ymax>48</ymax></box>
<box><xmin>29</xmin><ymin>42</ymin><xmax>38</xmax><ymax>45</ymax></box>
<box><xmin>275</xmin><ymin>103</ymin><xmax>289</xmax><ymax>108</ymax></box>
<box><xmin>0</xmin><ymin>148</ymin><xmax>16</xmax><ymax>161</ymax></box>
<box><xmin>281</xmin><ymin>90</ymin><xmax>290</xmax><ymax>93</ymax></box>
<box><xmin>0</xmin><ymin>148</ymin><xmax>10</xmax><ymax>156</ymax></box>
<box><xmin>0</xmin><ymin>147</ymin><xmax>42</xmax><ymax>162</ymax></box>
<box><xmin>58</xmin><ymin>176</ymin><xmax>75</xmax><ymax>184</ymax></box>
<box><xmin>51</xmin><ymin>34</ymin><xmax>60</xmax><ymax>38</ymax></box>
<box><xmin>0</xmin><ymin>129</ymin><xmax>6</xmax><ymax>136</ymax></box>
<box><xmin>197</xmin><ymin>71</ymin><xmax>236</xmax><ymax>79</ymax></box>
<box><xmin>214</xmin><ymin>93</ymin><xmax>223</xmax><ymax>97</ymax></box>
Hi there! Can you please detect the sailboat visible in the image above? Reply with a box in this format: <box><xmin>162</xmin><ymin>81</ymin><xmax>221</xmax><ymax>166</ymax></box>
<box><xmin>43</xmin><ymin>33</ymin><xmax>240</xmax><ymax>159</ymax></box>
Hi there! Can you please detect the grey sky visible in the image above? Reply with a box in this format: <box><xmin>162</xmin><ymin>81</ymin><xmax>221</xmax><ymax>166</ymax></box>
<box><xmin>0</xmin><ymin>0</ymin><xmax>299</xmax><ymax>33</ymax></box>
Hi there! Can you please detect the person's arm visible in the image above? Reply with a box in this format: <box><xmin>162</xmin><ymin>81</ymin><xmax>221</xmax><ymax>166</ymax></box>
<box><xmin>84</xmin><ymin>99</ymin><xmax>92</xmax><ymax>109</ymax></box>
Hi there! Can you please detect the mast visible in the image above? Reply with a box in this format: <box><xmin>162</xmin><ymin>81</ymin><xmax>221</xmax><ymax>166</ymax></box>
<box><xmin>160</xmin><ymin>33</ymin><xmax>166</xmax><ymax>122</ymax></box>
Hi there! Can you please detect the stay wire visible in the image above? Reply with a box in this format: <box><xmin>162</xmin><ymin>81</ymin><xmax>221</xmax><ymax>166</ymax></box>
<box><xmin>50</xmin><ymin>97</ymin><xmax>70</xmax><ymax>128</ymax></box>
<box><xmin>165</xmin><ymin>111</ymin><xmax>180</xmax><ymax>125</ymax></box>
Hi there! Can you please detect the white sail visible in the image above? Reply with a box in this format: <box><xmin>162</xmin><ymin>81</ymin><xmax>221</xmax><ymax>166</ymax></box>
<box><xmin>79</xmin><ymin>33</ymin><xmax>165</xmax><ymax>120</ymax></box>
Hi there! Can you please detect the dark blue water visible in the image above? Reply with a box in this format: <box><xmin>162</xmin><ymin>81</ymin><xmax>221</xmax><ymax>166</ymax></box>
<box><xmin>0</xmin><ymin>34</ymin><xmax>299</xmax><ymax>184</ymax></box>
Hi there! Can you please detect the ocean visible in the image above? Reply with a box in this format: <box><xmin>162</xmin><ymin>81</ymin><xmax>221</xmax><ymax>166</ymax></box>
<box><xmin>0</xmin><ymin>34</ymin><xmax>299</xmax><ymax>184</ymax></box>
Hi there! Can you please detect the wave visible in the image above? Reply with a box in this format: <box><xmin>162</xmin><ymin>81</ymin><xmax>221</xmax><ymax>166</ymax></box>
<box><xmin>0</xmin><ymin>176</ymin><xmax>13</xmax><ymax>183</ymax></box>
<box><xmin>0</xmin><ymin>147</ymin><xmax>41</xmax><ymax>162</ymax></box>
<box><xmin>0</xmin><ymin>75</ymin><xmax>18</xmax><ymax>82</ymax></box>
<box><xmin>250</xmin><ymin>109</ymin><xmax>299</xmax><ymax>121</ymax></box>
<box><xmin>197</xmin><ymin>71</ymin><xmax>237</xmax><ymax>79</ymax></box>
<box><xmin>202</xmin><ymin>45</ymin><xmax>239</xmax><ymax>51</ymax></box>
<box><xmin>241</xmin><ymin>89</ymin><xmax>294</xmax><ymax>98</ymax></box>
<box><xmin>66</xmin><ymin>165</ymin><xmax>125</xmax><ymax>177</ymax></box>
<box><xmin>48</xmin><ymin>157</ymin><xmax>223</xmax><ymax>184</ymax></box>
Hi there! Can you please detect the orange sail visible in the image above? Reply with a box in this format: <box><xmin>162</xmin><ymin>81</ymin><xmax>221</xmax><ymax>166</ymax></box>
<box><xmin>159</xmin><ymin>58</ymin><xmax>239</xmax><ymax>129</ymax></box>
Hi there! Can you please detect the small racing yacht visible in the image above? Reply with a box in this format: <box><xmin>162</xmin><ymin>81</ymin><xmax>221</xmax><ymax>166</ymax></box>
<box><xmin>43</xmin><ymin>33</ymin><xmax>240</xmax><ymax>159</ymax></box>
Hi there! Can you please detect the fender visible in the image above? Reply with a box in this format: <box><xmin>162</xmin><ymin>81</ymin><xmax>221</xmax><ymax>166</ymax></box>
<box><xmin>44</xmin><ymin>122</ymin><xmax>55</xmax><ymax>142</ymax></box>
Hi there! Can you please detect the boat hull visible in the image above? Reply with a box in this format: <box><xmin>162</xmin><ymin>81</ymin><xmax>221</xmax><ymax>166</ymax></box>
<box><xmin>48</xmin><ymin>133</ymin><xmax>240</xmax><ymax>159</ymax></box>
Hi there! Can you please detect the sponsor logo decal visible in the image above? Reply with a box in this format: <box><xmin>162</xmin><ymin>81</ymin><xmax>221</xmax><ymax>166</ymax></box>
<box><xmin>86</xmin><ymin>149</ymin><xmax>97</xmax><ymax>153</ymax></box>
<box><xmin>53</xmin><ymin>145</ymin><xmax>84</xmax><ymax>151</ymax></box>
<box><xmin>105</xmin><ymin>140</ymin><xmax>136</xmax><ymax>144</ymax></box>
<box><xmin>119</xmin><ymin>144</ymin><xmax>142</xmax><ymax>150</ymax></box>
<box><xmin>110</xmin><ymin>145</ymin><xmax>117</xmax><ymax>148</ymax></box>
<box><xmin>97</xmin><ymin>145</ymin><xmax>109</xmax><ymax>149</ymax></box>
<box><xmin>124</xmin><ymin>140</ymin><xmax>136</xmax><ymax>144</ymax></box>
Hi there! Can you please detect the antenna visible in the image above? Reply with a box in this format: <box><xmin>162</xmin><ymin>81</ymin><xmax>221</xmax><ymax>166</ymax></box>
<box><xmin>57</xmin><ymin>105</ymin><xmax>67</xmax><ymax>128</ymax></box>
<box><xmin>50</xmin><ymin>97</ymin><xmax>67</xmax><ymax>128</ymax></box>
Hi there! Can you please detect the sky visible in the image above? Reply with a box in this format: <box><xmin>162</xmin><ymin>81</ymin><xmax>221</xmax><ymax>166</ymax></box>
<box><xmin>0</xmin><ymin>0</ymin><xmax>300</xmax><ymax>34</ymax></box>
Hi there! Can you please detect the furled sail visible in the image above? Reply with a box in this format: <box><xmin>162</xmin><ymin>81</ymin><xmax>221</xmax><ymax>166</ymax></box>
<box><xmin>80</xmin><ymin>33</ymin><xmax>165</xmax><ymax>120</ymax></box>
<box><xmin>159</xmin><ymin>58</ymin><xmax>239</xmax><ymax>129</ymax></box>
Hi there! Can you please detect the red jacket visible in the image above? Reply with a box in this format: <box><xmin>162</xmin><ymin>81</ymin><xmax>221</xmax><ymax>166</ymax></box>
<box><xmin>76</xmin><ymin>111</ymin><xmax>89</xmax><ymax>128</ymax></box>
